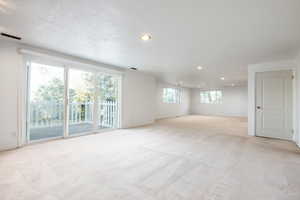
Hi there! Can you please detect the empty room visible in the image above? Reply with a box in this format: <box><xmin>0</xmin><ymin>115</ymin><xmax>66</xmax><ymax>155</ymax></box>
<box><xmin>1</xmin><ymin>1</ymin><xmax>300</xmax><ymax>199</ymax></box>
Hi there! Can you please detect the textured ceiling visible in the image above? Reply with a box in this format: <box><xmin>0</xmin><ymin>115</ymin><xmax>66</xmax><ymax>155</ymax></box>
<box><xmin>1</xmin><ymin>0</ymin><xmax>300</xmax><ymax>88</ymax></box>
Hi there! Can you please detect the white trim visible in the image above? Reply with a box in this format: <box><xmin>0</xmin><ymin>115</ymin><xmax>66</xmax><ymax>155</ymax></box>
<box><xmin>93</xmin><ymin>73</ymin><xmax>99</xmax><ymax>130</ymax></box>
<box><xmin>22</xmin><ymin>54</ymin><xmax>65</xmax><ymax>69</ymax></box>
<box><xmin>292</xmin><ymin>70</ymin><xmax>297</xmax><ymax>143</ymax></box>
<box><xmin>63</xmin><ymin>66</ymin><xmax>69</xmax><ymax>138</ymax></box>
<box><xmin>25</xmin><ymin>62</ymin><xmax>31</xmax><ymax>144</ymax></box>
<box><xmin>18</xmin><ymin>48</ymin><xmax>124</xmax><ymax>75</ymax></box>
<box><xmin>117</xmin><ymin>75</ymin><xmax>123</xmax><ymax>129</ymax></box>
<box><xmin>17</xmin><ymin>54</ymin><xmax>28</xmax><ymax>147</ymax></box>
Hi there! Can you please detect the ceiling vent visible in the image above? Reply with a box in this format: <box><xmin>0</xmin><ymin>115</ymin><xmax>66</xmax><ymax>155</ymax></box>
<box><xmin>1</xmin><ymin>32</ymin><xmax>22</xmax><ymax>40</ymax></box>
<box><xmin>128</xmin><ymin>67</ymin><xmax>138</xmax><ymax>71</ymax></box>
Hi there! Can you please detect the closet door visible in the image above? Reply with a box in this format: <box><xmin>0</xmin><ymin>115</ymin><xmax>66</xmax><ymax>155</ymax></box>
<box><xmin>255</xmin><ymin>70</ymin><xmax>293</xmax><ymax>140</ymax></box>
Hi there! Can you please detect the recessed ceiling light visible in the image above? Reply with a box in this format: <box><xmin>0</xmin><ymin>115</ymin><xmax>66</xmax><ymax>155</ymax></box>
<box><xmin>220</xmin><ymin>77</ymin><xmax>225</xmax><ymax>80</ymax></box>
<box><xmin>197</xmin><ymin>66</ymin><xmax>203</xmax><ymax>70</ymax></box>
<box><xmin>141</xmin><ymin>34</ymin><xmax>152</xmax><ymax>41</ymax></box>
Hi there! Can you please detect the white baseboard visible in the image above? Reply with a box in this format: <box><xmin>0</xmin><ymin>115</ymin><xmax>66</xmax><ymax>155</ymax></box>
<box><xmin>0</xmin><ymin>144</ymin><xmax>18</xmax><ymax>152</ymax></box>
<box><xmin>155</xmin><ymin>114</ymin><xmax>188</xmax><ymax>120</ymax></box>
<box><xmin>121</xmin><ymin>120</ymin><xmax>155</xmax><ymax>129</ymax></box>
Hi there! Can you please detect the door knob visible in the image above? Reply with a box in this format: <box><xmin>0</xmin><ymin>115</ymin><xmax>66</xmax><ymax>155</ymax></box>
<box><xmin>257</xmin><ymin>106</ymin><xmax>261</xmax><ymax>109</ymax></box>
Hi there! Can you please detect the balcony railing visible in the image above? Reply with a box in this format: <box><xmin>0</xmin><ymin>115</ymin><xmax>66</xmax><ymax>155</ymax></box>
<box><xmin>29</xmin><ymin>100</ymin><xmax>118</xmax><ymax>129</ymax></box>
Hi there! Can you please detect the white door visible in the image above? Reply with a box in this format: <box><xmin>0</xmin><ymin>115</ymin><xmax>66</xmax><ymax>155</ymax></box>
<box><xmin>255</xmin><ymin>70</ymin><xmax>293</xmax><ymax>140</ymax></box>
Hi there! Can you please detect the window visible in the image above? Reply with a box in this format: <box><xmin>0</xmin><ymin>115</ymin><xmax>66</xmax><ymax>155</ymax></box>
<box><xmin>163</xmin><ymin>88</ymin><xmax>181</xmax><ymax>103</ymax></box>
<box><xmin>200</xmin><ymin>90</ymin><xmax>222</xmax><ymax>104</ymax></box>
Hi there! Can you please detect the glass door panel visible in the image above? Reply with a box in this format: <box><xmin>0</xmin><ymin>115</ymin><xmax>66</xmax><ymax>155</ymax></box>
<box><xmin>28</xmin><ymin>62</ymin><xmax>65</xmax><ymax>141</ymax></box>
<box><xmin>96</xmin><ymin>74</ymin><xmax>119</xmax><ymax>129</ymax></box>
<box><xmin>68</xmin><ymin>69</ymin><xmax>94</xmax><ymax>135</ymax></box>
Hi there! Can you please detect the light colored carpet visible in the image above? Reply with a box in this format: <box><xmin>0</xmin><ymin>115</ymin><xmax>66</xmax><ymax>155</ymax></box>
<box><xmin>1</xmin><ymin>115</ymin><xmax>300</xmax><ymax>200</ymax></box>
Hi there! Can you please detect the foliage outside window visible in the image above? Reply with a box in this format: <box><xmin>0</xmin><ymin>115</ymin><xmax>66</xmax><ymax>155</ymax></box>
<box><xmin>29</xmin><ymin>62</ymin><xmax>119</xmax><ymax>123</ymax></box>
<box><xmin>200</xmin><ymin>90</ymin><xmax>222</xmax><ymax>104</ymax></box>
<box><xmin>163</xmin><ymin>88</ymin><xmax>181</xmax><ymax>103</ymax></box>
<box><xmin>32</xmin><ymin>65</ymin><xmax>118</xmax><ymax>104</ymax></box>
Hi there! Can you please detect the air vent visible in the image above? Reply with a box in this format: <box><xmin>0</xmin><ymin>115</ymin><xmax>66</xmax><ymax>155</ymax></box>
<box><xmin>1</xmin><ymin>32</ymin><xmax>22</xmax><ymax>40</ymax></box>
<box><xmin>129</xmin><ymin>67</ymin><xmax>138</xmax><ymax>71</ymax></box>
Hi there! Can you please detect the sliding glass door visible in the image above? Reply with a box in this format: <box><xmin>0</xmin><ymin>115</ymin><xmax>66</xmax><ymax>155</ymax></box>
<box><xmin>27</xmin><ymin>61</ymin><xmax>120</xmax><ymax>142</ymax></box>
<box><xmin>68</xmin><ymin>69</ymin><xmax>94</xmax><ymax>135</ymax></box>
<box><xmin>27</xmin><ymin>62</ymin><xmax>65</xmax><ymax>141</ymax></box>
<box><xmin>96</xmin><ymin>74</ymin><xmax>119</xmax><ymax>129</ymax></box>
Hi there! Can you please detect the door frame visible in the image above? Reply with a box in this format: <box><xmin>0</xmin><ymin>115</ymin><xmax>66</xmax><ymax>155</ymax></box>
<box><xmin>248</xmin><ymin>61</ymin><xmax>297</xmax><ymax>143</ymax></box>
<box><xmin>18</xmin><ymin>52</ymin><xmax>123</xmax><ymax>146</ymax></box>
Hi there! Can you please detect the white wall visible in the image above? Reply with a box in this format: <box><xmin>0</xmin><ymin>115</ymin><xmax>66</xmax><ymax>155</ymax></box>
<box><xmin>122</xmin><ymin>70</ymin><xmax>156</xmax><ymax>128</ymax></box>
<box><xmin>247</xmin><ymin>60</ymin><xmax>297</xmax><ymax>142</ymax></box>
<box><xmin>0</xmin><ymin>40</ymin><xmax>22</xmax><ymax>151</ymax></box>
<box><xmin>156</xmin><ymin>82</ymin><xmax>191</xmax><ymax>119</ymax></box>
<box><xmin>190</xmin><ymin>86</ymin><xmax>248</xmax><ymax>117</ymax></box>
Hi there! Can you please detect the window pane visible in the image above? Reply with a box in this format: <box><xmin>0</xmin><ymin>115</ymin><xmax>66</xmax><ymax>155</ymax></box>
<box><xmin>163</xmin><ymin>88</ymin><xmax>181</xmax><ymax>103</ymax></box>
<box><xmin>68</xmin><ymin>69</ymin><xmax>94</xmax><ymax>135</ymax></box>
<box><xmin>96</xmin><ymin>74</ymin><xmax>119</xmax><ymax>129</ymax></box>
<box><xmin>200</xmin><ymin>90</ymin><xmax>222</xmax><ymax>104</ymax></box>
<box><xmin>28</xmin><ymin>62</ymin><xmax>64</xmax><ymax>141</ymax></box>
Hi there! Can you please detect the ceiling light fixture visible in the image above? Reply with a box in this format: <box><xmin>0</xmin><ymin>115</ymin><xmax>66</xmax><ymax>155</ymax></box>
<box><xmin>141</xmin><ymin>34</ymin><xmax>152</xmax><ymax>41</ymax></box>
<box><xmin>197</xmin><ymin>66</ymin><xmax>203</xmax><ymax>70</ymax></box>
<box><xmin>220</xmin><ymin>77</ymin><xmax>225</xmax><ymax>80</ymax></box>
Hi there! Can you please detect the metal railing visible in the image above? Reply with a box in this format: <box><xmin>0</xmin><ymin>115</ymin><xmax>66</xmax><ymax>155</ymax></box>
<box><xmin>29</xmin><ymin>100</ymin><xmax>118</xmax><ymax>129</ymax></box>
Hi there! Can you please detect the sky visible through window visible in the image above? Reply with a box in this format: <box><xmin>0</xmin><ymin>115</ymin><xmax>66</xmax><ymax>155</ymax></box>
<box><xmin>30</xmin><ymin>63</ymin><xmax>64</xmax><ymax>100</ymax></box>
<box><xmin>30</xmin><ymin>63</ymin><xmax>93</xmax><ymax>100</ymax></box>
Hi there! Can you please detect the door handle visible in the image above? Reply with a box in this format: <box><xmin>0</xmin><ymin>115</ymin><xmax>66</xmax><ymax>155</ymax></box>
<box><xmin>257</xmin><ymin>106</ymin><xmax>261</xmax><ymax>110</ymax></box>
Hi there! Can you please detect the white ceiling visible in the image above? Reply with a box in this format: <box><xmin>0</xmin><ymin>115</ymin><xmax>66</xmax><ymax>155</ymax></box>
<box><xmin>1</xmin><ymin>0</ymin><xmax>300</xmax><ymax>88</ymax></box>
